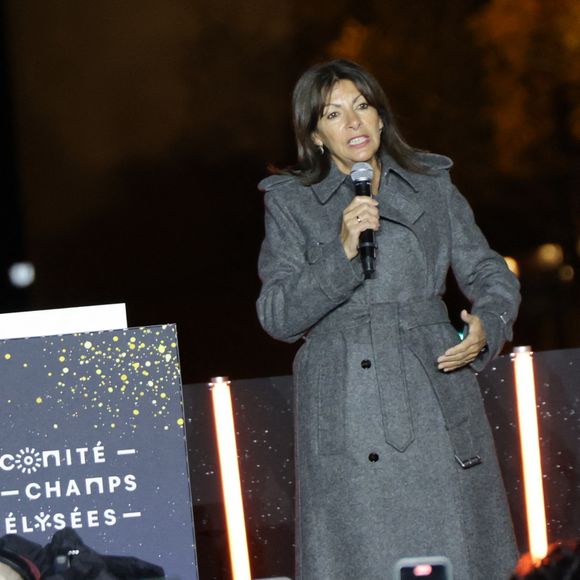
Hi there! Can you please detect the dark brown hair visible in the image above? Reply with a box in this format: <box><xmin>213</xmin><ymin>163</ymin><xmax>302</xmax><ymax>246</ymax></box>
<box><xmin>279</xmin><ymin>59</ymin><xmax>427</xmax><ymax>184</ymax></box>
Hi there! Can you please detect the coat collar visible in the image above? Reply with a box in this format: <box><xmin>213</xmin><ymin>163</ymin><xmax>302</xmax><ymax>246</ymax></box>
<box><xmin>311</xmin><ymin>154</ymin><xmax>424</xmax><ymax>227</ymax></box>
<box><xmin>311</xmin><ymin>153</ymin><xmax>419</xmax><ymax>205</ymax></box>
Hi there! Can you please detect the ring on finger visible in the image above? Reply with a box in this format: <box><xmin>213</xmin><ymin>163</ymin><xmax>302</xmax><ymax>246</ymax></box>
<box><xmin>356</xmin><ymin>215</ymin><xmax>362</xmax><ymax>223</ymax></box>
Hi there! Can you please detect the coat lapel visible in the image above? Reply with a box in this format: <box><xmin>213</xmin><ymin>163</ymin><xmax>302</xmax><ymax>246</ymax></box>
<box><xmin>378</xmin><ymin>172</ymin><xmax>424</xmax><ymax>226</ymax></box>
<box><xmin>310</xmin><ymin>164</ymin><xmax>353</xmax><ymax>237</ymax></box>
<box><xmin>378</xmin><ymin>159</ymin><xmax>437</xmax><ymax>289</ymax></box>
<box><xmin>377</xmin><ymin>153</ymin><xmax>424</xmax><ymax>224</ymax></box>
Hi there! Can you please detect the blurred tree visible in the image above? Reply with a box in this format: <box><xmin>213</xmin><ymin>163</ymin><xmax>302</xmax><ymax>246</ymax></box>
<box><xmin>471</xmin><ymin>0</ymin><xmax>580</xmax><ymax>178</ymax></box>
<box><xmin>471</xmin><ymin>0</ymin><xmax>580</xmax><ymax>349</ymax></box>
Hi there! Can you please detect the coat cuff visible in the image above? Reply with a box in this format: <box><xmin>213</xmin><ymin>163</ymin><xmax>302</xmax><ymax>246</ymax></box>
<box><xmin>306</xmin><ymin>237</ymin><xmax>364</xmax><ymax>302</ymax></box>
<box><xmin>470</xmin><ymin>310</ymin><xmax>512</xmax><ymax>372</ymax></box>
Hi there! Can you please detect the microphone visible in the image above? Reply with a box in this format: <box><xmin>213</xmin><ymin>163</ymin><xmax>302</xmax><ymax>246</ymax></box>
<box><xmin>350</xmin><ymin>162</ymin><xmax>377</xmax><ymax>279</ymax></box>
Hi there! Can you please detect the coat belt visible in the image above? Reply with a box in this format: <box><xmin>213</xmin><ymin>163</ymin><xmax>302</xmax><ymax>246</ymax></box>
<box><xmin>306</xmin><ymin>296</ymin><xmax>482</xmax><ymax>465</ymax></box>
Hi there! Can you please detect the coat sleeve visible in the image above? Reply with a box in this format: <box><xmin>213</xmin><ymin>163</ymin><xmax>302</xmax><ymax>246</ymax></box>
<box><xmin>447</xmin><ymin>183</ymin><xmax>521</xmax><ymax>371</ymax></box>
<box><xmin>256</xmin><ymin>185</ymin><xmax>364</xmax><ymax>343</ymax></box>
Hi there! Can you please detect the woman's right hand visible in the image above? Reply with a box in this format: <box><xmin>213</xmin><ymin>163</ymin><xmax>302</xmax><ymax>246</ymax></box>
<box><xmin>340</xmin><ymin>196</ymin><xmax>380</xmax><ymax>260</ymax></box>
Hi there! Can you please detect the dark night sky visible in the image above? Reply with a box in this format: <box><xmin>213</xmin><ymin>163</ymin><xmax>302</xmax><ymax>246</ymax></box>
<box><xmin>1</xmin><ymin>0</ymin><xmax>578</xmax><ymax>383</ymax></box>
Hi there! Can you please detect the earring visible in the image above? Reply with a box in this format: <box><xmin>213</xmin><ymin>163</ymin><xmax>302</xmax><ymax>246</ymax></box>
<box><xmin>318</xmin><ymin>144</ymin><xmax>324</xmax><ymax>154</ymax></box>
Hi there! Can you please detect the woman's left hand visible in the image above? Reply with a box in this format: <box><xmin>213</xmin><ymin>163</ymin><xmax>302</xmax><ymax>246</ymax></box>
<box><xmin>437</xmin><ymin>310</ymin><xmax>487</xmax><ymax>372</ymax></box>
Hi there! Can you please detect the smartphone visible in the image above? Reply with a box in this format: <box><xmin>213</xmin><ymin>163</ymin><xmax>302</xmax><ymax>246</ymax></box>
<box><xmin>393</xmin><ymin>556</ymin><xmax>452</xmax><ymax>580</ymax></box>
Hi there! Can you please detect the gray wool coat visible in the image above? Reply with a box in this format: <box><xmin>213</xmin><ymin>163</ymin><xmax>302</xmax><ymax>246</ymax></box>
<box><xmin>257</xmin><ymin>153</ymin><xmax>521</xmax><ymax>580</ymax></box>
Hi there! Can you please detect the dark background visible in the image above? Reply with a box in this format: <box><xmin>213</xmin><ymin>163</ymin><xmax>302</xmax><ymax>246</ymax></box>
<box><xmin>1</xmin><ymin>0</ymin><xmax>579</xmax><ymax>384</ymax></box>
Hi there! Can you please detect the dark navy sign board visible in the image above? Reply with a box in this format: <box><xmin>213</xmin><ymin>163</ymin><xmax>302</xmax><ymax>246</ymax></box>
<box><xmin>0</xmin><ymin>324</ymin><xmax>198</xmax><ymax>580</ymax></box>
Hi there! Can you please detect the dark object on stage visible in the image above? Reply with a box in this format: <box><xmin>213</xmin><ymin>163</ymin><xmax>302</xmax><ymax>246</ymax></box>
<box><xmin>351</xmin><ymin>161</ymin><xmax>377</xmax><ymax>279</ymax></box>
<box><xmin>510</xmin><ymin>539</ymin><xmax>580</xmax><ymax>579</ymax></box>
<box><xmin>0</xmin><ymin>528</ymin><xmax>166</xmax><ymax>579</ymax></box>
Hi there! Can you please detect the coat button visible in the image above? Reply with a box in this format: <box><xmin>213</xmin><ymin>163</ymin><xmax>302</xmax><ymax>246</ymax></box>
<box><xmin>361</xmin><ymin>359</ymin><xmax>372</xmax><ymax>369</ymax></box>
<box><xmin>368</xmin><ymin>452</ymin><xmax>379</xmax><ymax>462</ymax></box>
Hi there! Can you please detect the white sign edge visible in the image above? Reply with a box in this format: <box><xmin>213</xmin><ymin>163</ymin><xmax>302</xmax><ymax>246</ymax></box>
<box><xmin>0</xmin><ymin>303</ymin><xmax>128</xmax><ymax>340</ymax></box>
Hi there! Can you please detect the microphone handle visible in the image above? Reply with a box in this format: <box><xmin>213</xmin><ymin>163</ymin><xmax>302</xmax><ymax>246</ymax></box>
<box><xmin>359</xmin><ymin>230</ymin><xmax>376</xmax><ymax>279</ymax></box>
<box><xmin>355</xmin><ymin>180</ymin><xmax>377</xmax><ymax>279</ymax></box>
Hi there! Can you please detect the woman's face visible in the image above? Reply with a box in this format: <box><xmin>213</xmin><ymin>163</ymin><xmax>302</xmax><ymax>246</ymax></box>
<box><xmin>311</xmin><ymin>79</ymin><xmax>383</xmax><ymax>175</ymax></box>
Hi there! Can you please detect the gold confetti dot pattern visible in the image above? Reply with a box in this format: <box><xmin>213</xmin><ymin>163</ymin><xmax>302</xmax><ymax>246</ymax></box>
<box><xmin>1</xmin><ymin>325</ymin><xmax>184</xmax><ymax>435</ymax></box>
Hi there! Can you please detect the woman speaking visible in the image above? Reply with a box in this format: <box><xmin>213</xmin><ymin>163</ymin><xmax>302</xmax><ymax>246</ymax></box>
<box><xmin>257</xmin><ymin>59</ymin><xmax>520</xmax><ymax>579</ymax></box>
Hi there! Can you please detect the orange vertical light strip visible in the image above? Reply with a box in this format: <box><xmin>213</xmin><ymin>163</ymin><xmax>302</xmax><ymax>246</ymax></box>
<box><xmin>512</xmin><ymin>346</ymin><xmax>548</xmax><ymax>563</ymax></box>
<box><xmin>210</xmin><ymin>376</ymin><xmax>252</xmax><ymax>580</ymax></box>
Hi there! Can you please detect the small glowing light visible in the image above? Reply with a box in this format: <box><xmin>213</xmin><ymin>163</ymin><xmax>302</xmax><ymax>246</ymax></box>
<box><xmin>512</xmin><ymin>346</ymin><xmax>548</xmax><ymax>563</ymax></box>
<box><xmin>8</xmin><ymin>262</ymin><xmax>35</xmax><ymax>288</ymax></box>
<box><xmin>558</xmin><ymin>264</ymin><xmax>574</xmax><ymax>282</ymax></box>
<box><xmin>535</xmin><ymin>243</ymin><xmax>563</xmax><ymax>269</ymax></box>
<box><xmin>210</xmin><ymin>376</ymin><xmax>252</xmax><ymax>580</ymax></box>
<box><xmin>413</xmin><ymin>564</ymin><xmax>433</xmax><ymax>576</ymax></box>
<box><xmin>504</xmin><ymin>256</ymin><xmax>520</xmax><ymax>277</ymax></box>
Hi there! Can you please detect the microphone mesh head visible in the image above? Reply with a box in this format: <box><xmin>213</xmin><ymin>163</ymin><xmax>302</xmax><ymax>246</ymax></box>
<box><xmin>350</xmin><ymin>162</ymin><xmax>374</xmax><ymax>183</ymax></box>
